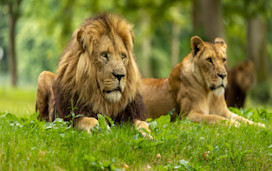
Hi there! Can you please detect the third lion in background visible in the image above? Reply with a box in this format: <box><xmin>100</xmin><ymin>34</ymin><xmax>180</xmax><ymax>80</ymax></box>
<box><xmin>225</xmin><ymin>60</ymin><xmax>255</xmax><ymax>108</ymax></box>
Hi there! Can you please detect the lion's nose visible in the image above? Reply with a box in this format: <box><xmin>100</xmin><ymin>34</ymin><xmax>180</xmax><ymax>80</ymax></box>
<box><xmin>113</xmin><ymin>73</ymin><xmax>125</xmax><ymax>81</ymax></box>
<box><xmin>217</xmin><ymin>73</ymin><xmax>227</xmax><ymax>79</ymax></box>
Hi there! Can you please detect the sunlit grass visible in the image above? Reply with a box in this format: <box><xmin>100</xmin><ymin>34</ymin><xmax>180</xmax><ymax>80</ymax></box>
<box><xmin>0</xmin><ymin>87</ymin><xmax>272</xmax><ymax>170</ymax></box>
<box><xmin>0</xmin><ymin>112</ymin><xmax>271</xmax><ymax>170</ymax></box>
<box><xmin>0</xmin><ymin>87</ymin><xmax>36</xmax><ymax>116</ymax></box>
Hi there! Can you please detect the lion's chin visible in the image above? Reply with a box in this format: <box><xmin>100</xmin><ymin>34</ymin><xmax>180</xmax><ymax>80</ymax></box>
<box><xmin>212</xmin><ymin>87</ymin><xmax>225</xmax><ymax>96</ymax></box>
<box><xmin>104</xmin><ymin>91</ymin><xmax>122</xmax><ymax>102</ymax></box>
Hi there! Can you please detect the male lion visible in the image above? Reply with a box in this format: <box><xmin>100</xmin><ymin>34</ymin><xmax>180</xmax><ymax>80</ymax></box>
<box><xmin>36</xmin><ymin>14</ymin><xmax>150</xmax><ymax>134</ymax></box>
<box><xmin>225</xmin><ymin>60</ymin><xmax>255</xmax><ymax>108</ymax></box>
<box><xmin>142</xmin><ymin>36</ymin><xmax>264</xmax><ymax>127</ymax></box>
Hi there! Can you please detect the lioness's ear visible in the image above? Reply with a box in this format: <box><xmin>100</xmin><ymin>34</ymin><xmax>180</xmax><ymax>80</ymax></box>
<box><xmin>191</xmin><ymin>36</ymin><xmax>204</xmax><ymax>56</ymax></box>
<box><xmin>214</xmin><ymin>37</ymin><xmax>227</xmax><ymax>52</ymax></box>
<box><xmin>76</xmin><ymin>28</ymin><xmax>87</xmax><ymax>51</ymax></box>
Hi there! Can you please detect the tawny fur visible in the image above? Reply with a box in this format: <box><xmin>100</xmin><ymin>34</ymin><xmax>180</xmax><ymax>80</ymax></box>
<box><xmin>225</xmin><ymin>60</ymin><xmax>255</xmax><ymax>108</ymax></box>
<box><xmin>141</xmin><ymin>78</ymin><xmax>175</xmax><ymax>119</ymax></box>
<box><xmin>36</xmin><ymin>14</ymin><xmax>150</xmax><ymax>133</ymax></box>
<box><xmin>35</xmin><ymin>71</ymin><xmax>55</xmax><ymax>121</ymax></box>
<box><xmin>142</xmin><ymin>36</ymin><xmax>264</xmax><ymax>127</ymax></box>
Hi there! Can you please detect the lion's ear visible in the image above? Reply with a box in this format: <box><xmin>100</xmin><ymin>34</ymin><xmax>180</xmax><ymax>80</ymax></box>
<box><xmin>191</xmin><ymin>36</ymin><xmax>204</xmax><ymax>56</ymax></box>
<box><xmin>76</xmin><ymin>29</ymin><xmax>87</xmax><ymax>51</ymax></box>
<box><xmin>214</xmin><ymin>37</ymin><xmax>227</xmax><ymax>52</ymax></box>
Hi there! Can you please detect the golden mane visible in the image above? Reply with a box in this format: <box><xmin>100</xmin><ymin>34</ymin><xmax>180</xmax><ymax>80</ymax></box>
<box><xmin>53</xmin><ymin>13</ymin><xmax>143</xmax><ymax>120</ymax></box>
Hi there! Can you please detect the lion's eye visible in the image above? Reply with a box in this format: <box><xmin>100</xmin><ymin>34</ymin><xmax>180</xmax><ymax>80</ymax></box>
<box><xmin>101</xmin><ymin>52</ymin><xmax>108</xmax><ymax>59</ymax></box>
<box><xmin>222</xmin><ymin>58</ymin><xmax>226</xmax><ymax>63</ymax></box>
<box><xmin>206</xmin><ymin>57</ymin><xmax>213</xmax><ymax>64</ymax></box>
<box><xmin>121</xmin><ymin>53</ymin><xmax>127</xmax><ymax>59</ymax></box>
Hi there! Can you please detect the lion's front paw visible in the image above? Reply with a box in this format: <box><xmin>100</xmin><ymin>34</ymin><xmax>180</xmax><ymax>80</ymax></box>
<box><xmin>75</xmin><ymin>117</ymin><xmax>99</xmax><ymax>133</ymax></box>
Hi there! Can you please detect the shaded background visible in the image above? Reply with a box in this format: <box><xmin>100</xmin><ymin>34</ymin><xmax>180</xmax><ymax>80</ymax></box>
<box><xmin>0</xmin><ymin>0</ymin><xmax>272</xmax><ymax>107</ymax></box>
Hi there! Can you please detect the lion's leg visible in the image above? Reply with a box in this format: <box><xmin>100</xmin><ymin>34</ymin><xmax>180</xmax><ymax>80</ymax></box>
<box><xmin>36</xmin><ymin>71</ymin><xmax>55</xmax><ymax>121</ymax></box>
<box><xmin>74</xmin><ymin>116</ymin><xmax>99</xmax><ymax>133</ymax></box>
<box><xmin>133</xmin><ymin>119</ymin><xmax>153</xmax><ymax>139</ymax></box>
<box><xmin>224</xmin><ymin>110</ymin><xmax>265</xmax><ymax>127</ymax></box>
<box><xmin>187</xmin><ymin>112</ymin><xmax>240</xmax><ymax>127</ymax></box>
<box><xmin>134</xmin><ymin>119</ymin><xmax>150</xmax><ymax>132</ymax></box>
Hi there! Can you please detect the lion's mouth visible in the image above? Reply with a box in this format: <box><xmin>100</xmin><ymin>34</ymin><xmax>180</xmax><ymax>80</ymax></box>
<box><xmin>105</xmin><ymin>87</ymin><xmax>121</xmax><ymax>94</ymax></box>
<box><xmin>210</xmin><ymin>84</ymin><xmax>225</xmax><ymax>91</ymax></box>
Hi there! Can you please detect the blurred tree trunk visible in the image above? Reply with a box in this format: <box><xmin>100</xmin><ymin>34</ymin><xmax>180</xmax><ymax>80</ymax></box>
<box><xmin>192</xmin><ymin>0</ymin><xmax>225</xmax><ymax>41</ymax></box>
<box><xmin>8</xmin><ymin>2</ymin><xmax>19</xmax><ymax>87</ymax></box>
<box><xmin>246</xmin><ymin>17</ymin><xmax>268</xmax><ymax>82</ymax></box>
<box><xmin>171</xmin><ymin>23</ymin><xmax>181</xmax><ymax>67</ymax></box>
<box><xmin>5</xmin><ymin>0</ymin><xmax>22</xmax><ymax>87</ymax></box>
<box><xmin>140</xmin><ymin>11</ymin><xmax>151</xmax><ymax>77</ymax></box>
<box><xmin>192</xmin><ymin>0</ymin><xmax>202</xmax><ymax>35</ymax></box>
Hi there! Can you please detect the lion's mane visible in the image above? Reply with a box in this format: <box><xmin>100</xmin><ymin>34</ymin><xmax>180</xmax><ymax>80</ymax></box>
<box><xmin>52</xmin><ymin>14</ymin><xmax>146</xmax><ymax>123</ymax></box>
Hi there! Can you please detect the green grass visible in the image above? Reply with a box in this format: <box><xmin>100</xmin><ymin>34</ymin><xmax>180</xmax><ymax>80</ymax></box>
<box><xmin>0</xmin><ymin>87</ymin><xmax>36</xmax><ymax>116</ymax></box>
<box><xmin>0</xmin><ymin>87</ymin><xmax>272</xmax><ymax>170</ymax></box>
<box><xmin>1</xmin><ymin>110</ymin><xmax>272</xmax><ymax>170</ymax></box>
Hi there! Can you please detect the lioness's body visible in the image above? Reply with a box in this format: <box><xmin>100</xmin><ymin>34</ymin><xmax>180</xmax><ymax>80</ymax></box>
<box><xmin>36</xmin><ymin>14</ymin><xmax>150</xmax><ymax>134</ymax></box>
<box><xmin>142</xmin><ymin>36</ymin><xmax>264</xmax><ymax>127</ymax></box>
<box><xmin>141</xmin><ymin>78</ymin><xmax>174</xmax><ymax>118</ymax></box>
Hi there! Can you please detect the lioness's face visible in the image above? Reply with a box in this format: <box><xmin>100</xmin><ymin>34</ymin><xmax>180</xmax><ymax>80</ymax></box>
<box><xmin>192</xmin><ymin>37</ymin><xmax>228</xmax><ymax>96</ymax></box>
<box><xmin>94</xmin><ymin>35</ymin><xmax>129</xmax><ymax>102</ymax></box>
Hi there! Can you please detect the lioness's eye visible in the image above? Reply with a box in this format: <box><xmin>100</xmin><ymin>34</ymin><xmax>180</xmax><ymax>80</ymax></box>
<box><xmin>206</xmin><ymin>57</ymin><xmax>213</xmax><ymax>64</ymax></box>
<box><xmin>121</xmin><ymin>53</ymin><xmax>126</xmax><ymax>59</ymax></box>
<box><xmin>101</xmin><ymin>52</ymin><xmax>108</xmax><ymax>59</ymax></box>
<box><xmin>222</xmin><ymin>58</ymin><xmax>226</xmax><ymax>63</ymax></box>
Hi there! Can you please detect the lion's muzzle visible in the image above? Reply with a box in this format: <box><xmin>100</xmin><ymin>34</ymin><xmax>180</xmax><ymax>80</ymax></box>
<box><xmin>104</xmin><ymin>87</ymin><xmax>121</xmax><ymax>94</ymax></box>
<box><xmin>217</xmin><ymin>73</ymin><xmax>226</xmax><ymax>79</ymax></box>
<box><xmin>103</xmin><ymin>69</ymin><xmax>126</xmax><ymax>102</ymax></box>
<box><xmin>113</xmin><ymin>73</ymin><xmax>125</xmax><ymax>81</ymax></box>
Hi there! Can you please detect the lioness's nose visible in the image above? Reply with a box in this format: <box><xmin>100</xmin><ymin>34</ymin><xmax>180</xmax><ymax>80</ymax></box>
<box><xmin>113</xmin><ymin>73</ymin><xmax>125</xmax><ymax>81</ymax></box>
<box><xmin>217</xmin><ymin>73</ymin><xmax>226</xmax><ymax>79</ymax></box>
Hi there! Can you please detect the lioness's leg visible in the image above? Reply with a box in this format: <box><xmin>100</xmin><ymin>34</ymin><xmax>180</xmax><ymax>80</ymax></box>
<box><xmin>74</xmin><ymin>116</ymin><xmax>99</xmax><ymax>133</ymax></box>
<box><xmin>224</xmin><ymin>110</ymin><xmax>265</xmax><ymax>127</ymax></box>
<box><xmin>187</xmin><ymin>112</ymin><xmax>240</xmax><ymax>127</ymax></box>
<box><xmin>36</xmin><ymin>71</ymin><xmax>55</xmax><ymax>121</ymax></box>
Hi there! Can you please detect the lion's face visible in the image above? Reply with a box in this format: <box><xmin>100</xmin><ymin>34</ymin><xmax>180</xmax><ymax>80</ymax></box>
<box><xmin>235</xmin><ymin>60</ymin><xmax>255</xmax><ymax>92</ymax></box>
<box><xmin>191</xmin><ymin>36</ymin><xmax>228</xmax><ymax>96</ymax></box>
<box><xmin>94</xmin><ymin>35</ymin><xmax>128</xmax><ymax>102</ymax></box>
<box><xmin>71</xmin><ymin>14</ymin><xmax>140</xmax><ymax>106</ymax></box>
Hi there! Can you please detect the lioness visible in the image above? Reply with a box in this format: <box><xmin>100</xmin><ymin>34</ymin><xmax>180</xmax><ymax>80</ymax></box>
<box><xmin>36</xmin><ymin>14</ymin><xmax>151</xmax><ymax>135</ymax></box>
<box><xmin>142</xmin><ymin>36</ymin><xmax>264</xmax><ymax>127</ymax></box>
